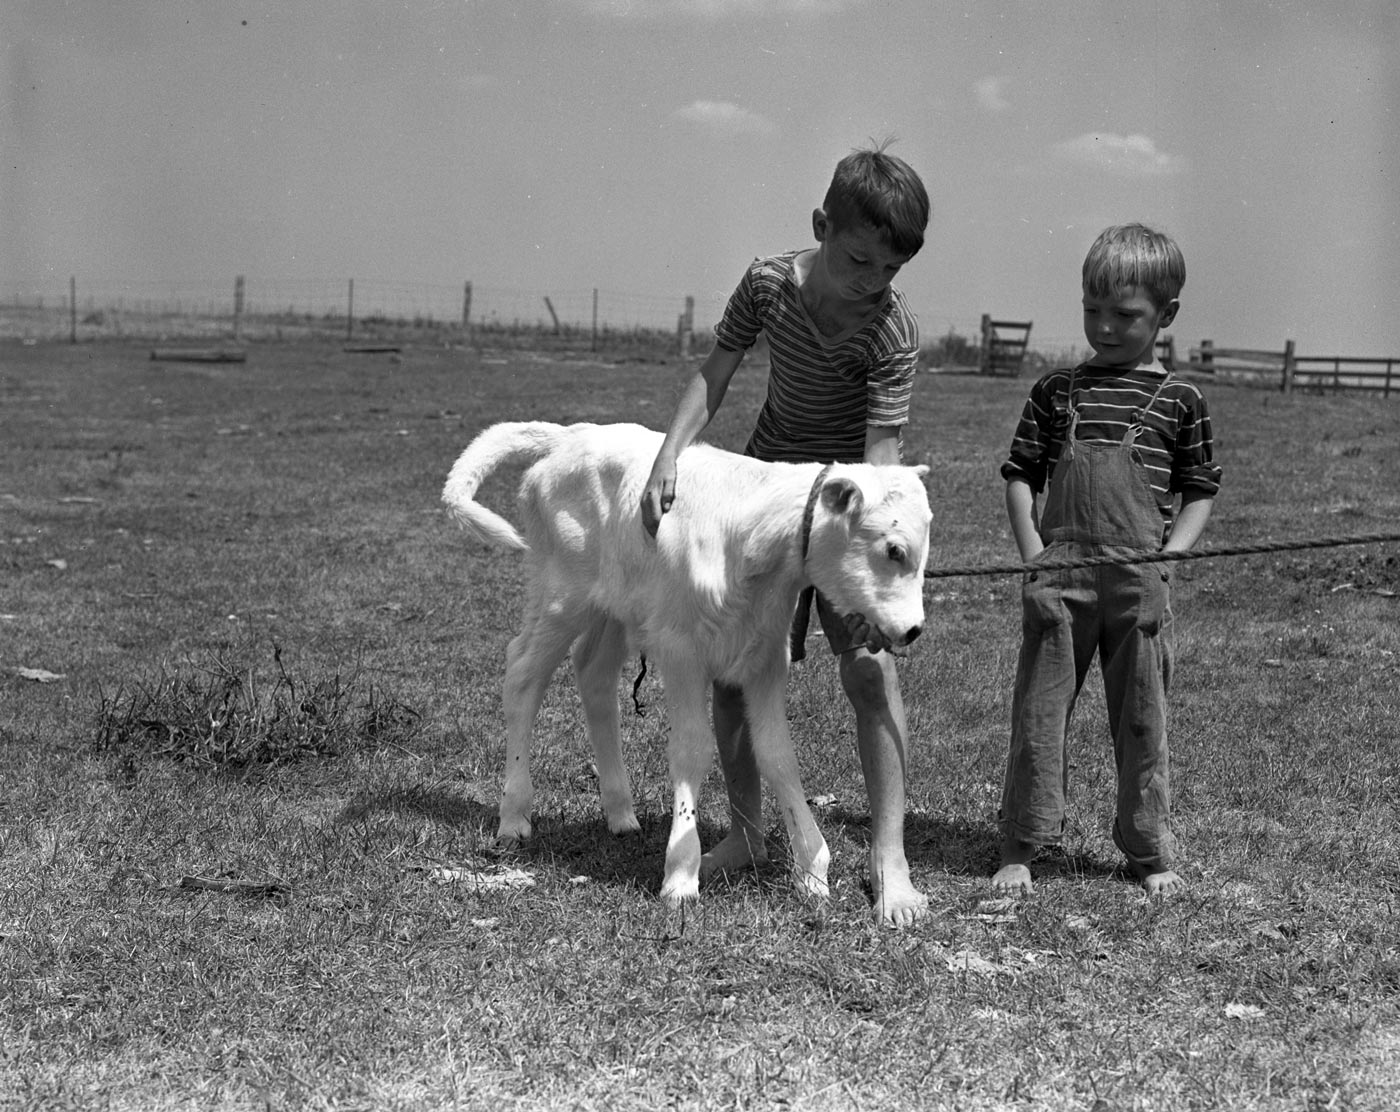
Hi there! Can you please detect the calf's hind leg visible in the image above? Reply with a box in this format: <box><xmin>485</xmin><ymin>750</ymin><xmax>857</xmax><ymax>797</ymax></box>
<box><xmin>698</xmin><ymin>683</ymin><xmax>771</xmax><ymax>879</ymax></box>
<box><xmin>744</xmin><ymin>668</ymin><xmax>830</xmax><ymax>900</ymax></box>
<box><xmin>571</xmin><ymin>614</ymin><xmax>640</xmax><ymax>835</ymax></box>
<box><xmin>497</xmin><ymin>591</ymin><xmax>586</xmax><ymax>844</ymax></box>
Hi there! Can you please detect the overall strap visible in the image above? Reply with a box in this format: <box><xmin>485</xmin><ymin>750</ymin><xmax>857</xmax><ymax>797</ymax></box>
<box><xmin>1064</xmin><ymin>365</ymin><xmax>1082</xmax><ymax>442</ymax></box>
<box><xmin>1124</xmin><ymin>372</ymin><xmax>1173</xmax><ymax>448</ymax></box>
<box><xmin>1134</xmin><ymin>372</ymin><xmax>1172</xmax><ymax>425</ymax></box>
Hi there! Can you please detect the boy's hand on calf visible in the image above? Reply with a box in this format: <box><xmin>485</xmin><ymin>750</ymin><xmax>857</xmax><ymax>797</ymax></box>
<box><xmin>640</xmin><ymin>467</ymin><xmax>676</xmax><ymax>537</ymax></box>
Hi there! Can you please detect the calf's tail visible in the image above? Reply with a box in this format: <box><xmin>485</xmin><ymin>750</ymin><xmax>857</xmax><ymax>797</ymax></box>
<box><xmin>442</xmin><ymin>422</ymin><xmax>566</xmax><ymax>551</ymax></box>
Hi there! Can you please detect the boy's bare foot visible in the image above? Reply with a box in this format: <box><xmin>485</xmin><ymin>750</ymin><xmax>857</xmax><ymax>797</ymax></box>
<box><xmin>991</xmin><ymin>836</ymin><xmax>1037</xmax><ymax>895</ymax></box>
<box><xmin>699</xmin><ymin>830</ymin><xmax>769</xmax><ymax>881</ymax></box>
<box><xmin>1140</xmin><ymin>868</ymin><xmax>1184</xmax><ymax>896</ymax></box>
<box><xmin>870</xmin><ymin>851</ymin><xmax>928</xmax><ymax>928</ymax></box>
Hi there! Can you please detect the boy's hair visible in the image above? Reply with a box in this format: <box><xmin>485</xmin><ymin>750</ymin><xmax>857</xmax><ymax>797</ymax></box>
<box><xmin>823</xmin><ymin>141</ymin><xmax>929</xmax><ymax>257</ymax></box>
<box><xmin>1082</xmin><ymin>223</ymin><xmax>1185</xmax><ymax>308</ymax></box>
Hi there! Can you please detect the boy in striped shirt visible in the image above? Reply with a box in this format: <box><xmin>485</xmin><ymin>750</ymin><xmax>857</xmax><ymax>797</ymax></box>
<box><xmin>993</xmin><ymin>224</ymin><xmax>1222</xmax><ymax>897</ymax></box>
<box><xmin>641</xmin><ymin>143</ymin><xmax>932</xmax><ymax>926</ymax></box>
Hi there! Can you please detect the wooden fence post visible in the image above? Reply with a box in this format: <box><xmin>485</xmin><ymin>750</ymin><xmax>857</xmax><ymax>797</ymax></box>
<box><xmin>678</xmin><ymin>295</ymin><xmax>694</xmax><ymax>357</ymax></box>
<box><xmin>461</xmin><ymin>281</ymin><xmax>473</xmax><ymax>334</ymax></box>
<box><xmin>69</xmin><ymin>276</ymin><xmax>77</xmax><ymax>344</ymax></box>
<box><xmin>979</xmin><ymin>314</ymin><xmax>991</xmax><ymax>375</ymax></box>
<box><xmin>233</xmin><ymin>275</ymin><xmax>244</xmax><ymax>342</ymax></box>
<box><xmin>1281</xmin><ymin>339</ymin><xmax>1296</xmax><ymax>394</ymax></box>
<box><xmin>591</xmin><ymin>288</ymin><xmax>598</xmax><ymax>352</ymax></box>
<box><xmin>346</xmin><ymin>279</ymin><xmax>354</xmax><ymax>340</ymax></box>
<box><xmin>1199</xmin><ymin>339</ymin><xmax>1214</xmax><ymax>374</ymax></box>
<box><xmin>543</xmin><ymin>296</ymin><xmax>560</xmax><ymax>334</ymax></box>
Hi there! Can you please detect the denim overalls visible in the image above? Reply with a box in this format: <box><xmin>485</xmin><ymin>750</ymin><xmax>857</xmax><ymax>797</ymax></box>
<box><xmin>1001</xmin><ymin>370</ymin><xmax>1178</xmax><ymax>875</ymax></box>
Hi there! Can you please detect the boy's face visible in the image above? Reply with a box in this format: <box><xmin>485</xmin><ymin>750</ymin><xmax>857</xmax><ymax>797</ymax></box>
<box><xmin>1082</xmin><ymin>284</ymin><xmax>1178</xmax><ymax>370</ymax></box>
<box><xmin>811</xmin><ymin>211</ymin><xmax>912</xmax><ymax>304</ymax></box>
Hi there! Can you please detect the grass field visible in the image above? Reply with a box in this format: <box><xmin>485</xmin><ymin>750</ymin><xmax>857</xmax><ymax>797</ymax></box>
<box><xmin>2</xmin><ymin>339</ymin><xmax>1398</xmax><ymax>1111</ymax></box>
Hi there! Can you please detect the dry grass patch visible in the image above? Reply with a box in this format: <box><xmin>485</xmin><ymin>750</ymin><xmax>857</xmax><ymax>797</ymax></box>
<box><xmin>94</xmin><ymin>642</ymin><xmax>421</xmax><ymax>769</ymax></box>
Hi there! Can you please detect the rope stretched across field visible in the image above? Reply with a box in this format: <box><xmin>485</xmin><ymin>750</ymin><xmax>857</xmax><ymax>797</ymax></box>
<box><xmin>923</xmin><ymin>530</ymin><xmax>1400</xmax><ymax>580</ymax></box>
<box><xmin>628</xmin><ymin>529</ymin><xmax>1400</xmax><ymax>713</ymax></box>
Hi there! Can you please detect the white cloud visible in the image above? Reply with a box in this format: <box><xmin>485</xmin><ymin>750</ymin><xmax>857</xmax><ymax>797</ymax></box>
<box><xmin>975</xmin><ymin>76</ymin><xmax>1009</xmax><ymax>113</ymax></box>
<box><xmin>672</xmin><ymin>100</ymin><xmax>778</xmax><ymax>138</ymax></box>
<box><xmin>1051</xmin><ymin>133</ymin><xmax>1187</xmax><ymax>177</ymax></box>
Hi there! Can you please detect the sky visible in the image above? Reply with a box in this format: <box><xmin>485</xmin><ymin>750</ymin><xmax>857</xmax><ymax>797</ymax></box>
<box><xmin>3</xmin><ymin>0</ymin><xmax>1397</xmax><ymax>356</ymax></box>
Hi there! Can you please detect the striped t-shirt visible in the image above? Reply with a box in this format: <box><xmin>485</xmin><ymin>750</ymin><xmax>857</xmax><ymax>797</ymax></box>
<box><xmin>713</xmin><ymin>252</ymin><xmax>919</xmax><ymax>464</ymax></box>
<box><xmin>1001</xmin><ymin>364</ymin><xmax>1222</xmax><ymax>527</ymax></box>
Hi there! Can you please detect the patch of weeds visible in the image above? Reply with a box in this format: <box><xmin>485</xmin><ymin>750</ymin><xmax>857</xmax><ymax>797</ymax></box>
<box><xmin>93</xmin><ymin>643</ymin><xmax>420</xmax><ymax>768</ymax></box>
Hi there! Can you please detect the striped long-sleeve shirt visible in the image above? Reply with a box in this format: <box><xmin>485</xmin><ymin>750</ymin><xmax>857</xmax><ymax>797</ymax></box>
<box><xmin>1001</xmin><ymin>364</ymin><xmax>1222</xmax><ymax>528</ymax></box>
<box><xmin>713</xmin><ymin>252</ymin><xmax>919</xmax><ymax>464</ymax></box>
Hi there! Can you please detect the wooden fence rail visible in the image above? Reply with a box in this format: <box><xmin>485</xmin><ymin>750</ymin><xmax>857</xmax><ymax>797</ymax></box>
<box><xmin>1182</xmin><ymin>339</ymin><xmax>1397</xmax><ymax>397</ymax></box>
<box><xmin>1291</xmin><ymin>355</ymin><xmax>1399</xmax><ymax>397</ymax></box>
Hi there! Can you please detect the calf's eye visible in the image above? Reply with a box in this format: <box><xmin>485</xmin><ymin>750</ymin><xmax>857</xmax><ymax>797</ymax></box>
<box><xmin>886</xmin><ymin>543</ymin><xmax>907</xmax><ymax>564</ymax></box>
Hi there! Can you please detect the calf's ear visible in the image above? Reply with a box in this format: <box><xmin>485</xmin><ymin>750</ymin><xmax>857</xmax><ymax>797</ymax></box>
<box><xmin>820</xmin><ymin>476</ymin><xmax>864</xmax><ymax>518</ymax></box>
<box><xmin>910</xmin><ymin>464</ymin><xmax>930</xmax><ymax>481</ymax></box>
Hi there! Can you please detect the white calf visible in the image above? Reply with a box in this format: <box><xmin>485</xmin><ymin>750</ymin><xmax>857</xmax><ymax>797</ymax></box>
<box><xmin>443</xmin><ymin>421</ymin><xmax>931</xmax><ymax>904</ymax></box>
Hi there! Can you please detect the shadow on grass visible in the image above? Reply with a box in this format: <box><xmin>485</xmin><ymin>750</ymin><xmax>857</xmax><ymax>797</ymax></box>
<box><xmin>330</xmin><ymin>785</ymin><xmax>1124</xmax><ymax>899</ymax></box>
<box><xmin>1017</xmin><ymin>844</ymin><xmax>1123</xmax><ymax>883</ymax></box>
<box><xmin>497</xmin><ymin>810</ymin><xmax>821</xmax><ymax>901</ymax></box>
<box><xmin>508</xmin><ymin>807</ymin><xmax>1126</xmax><ymax>901</ymax></box>
<box><xmin>331</xmin><ymin>784</ymin><xmax>713</xmax><ymax>896</ymax></box>
<box><xmin>821</xmin><ymin>806</ymin><xmax>1121</xmax><ymax>883</ymax></box>
<box><xmin>514</xmin><ymin>811</ymin><xmax>738</xmax><ymax>898</ymax></box>
<box><xmin>335</xmin><ymin>783</ymin><xmax>496</xmax><ymax>827</ymax></box>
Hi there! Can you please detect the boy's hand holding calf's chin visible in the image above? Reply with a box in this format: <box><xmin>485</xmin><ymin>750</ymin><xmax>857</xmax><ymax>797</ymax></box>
<box><xmin>843</xmin><ymin>612</ymin><xmax>898</xmax><ymax>655</ymax></box>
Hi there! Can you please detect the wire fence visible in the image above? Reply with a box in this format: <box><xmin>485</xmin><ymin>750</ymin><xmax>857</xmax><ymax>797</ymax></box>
<box><xmin>6</xmin><ymin>280</ymin><xmax>1387</xmax><ymax>395</ymax></box>
<box><xmin>0</xmin><ymin>276</ymin><xmax>1022</xmax><ymax>355</ymax></box>
<box><xmin>0</xmin><ymin>276</ymin><xmax>710</xmax><ymax>344</ymax></box>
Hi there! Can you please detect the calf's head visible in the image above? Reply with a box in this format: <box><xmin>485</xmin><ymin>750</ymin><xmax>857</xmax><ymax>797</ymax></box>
<box><xmin>805</xmin><ymin>466</ymin><xmax>932</xmax><ymax>651</ymax></box>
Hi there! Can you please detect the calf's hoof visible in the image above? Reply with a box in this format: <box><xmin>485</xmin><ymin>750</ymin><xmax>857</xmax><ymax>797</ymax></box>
<box><xmin>606</xmin><ymin>810</ymin><xmax>642</xmax><ymax>837</ymax></box>
<box><xmin>495</xmin><ymin>816</ymin><xmax>532</xmax><ymax>846</ymax></box>
<box><xmin>659</xmin><ymin>871</ymin><xmax>701</xmax><ymax>906</ymax></box>
<box><xmin>792</xmin><ymin>843</ymin><xmax>832</xmax><ymax>901</ymax></box>
<box><xmin>793</xmin><ymin>868</ymin><xmax>831</xmax><ymax>902</ymax></box>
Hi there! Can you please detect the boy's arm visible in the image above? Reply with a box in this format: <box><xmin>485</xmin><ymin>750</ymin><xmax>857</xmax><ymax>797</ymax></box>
<box><xmin>864</xmin><ymin>424</ymin><xmax>902</xmax><ymax>466</ymax></box>
<box><xmin>1005</xmin><ymin>478</ymin><xmax>1043</xmax><ymax>562</ymax></box>
<box><xmin>1000</xmin><ymin>375</ymin><xmax>1057</xmax><ymax>563</ymax></box>
<box><xmin>1163</xmin><ymin>494</ymin><xmax>1213</xmax><ymax>553</ymax></box>
<box><xmin>1163</xmin><ymin>388</ymin><xmax>1220</xmax><ymax>554</ymax></box>
<box><xmin>641</xmin><ymin>344</ymin><xmax>746</xmax><ymax>536</ymax></box>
